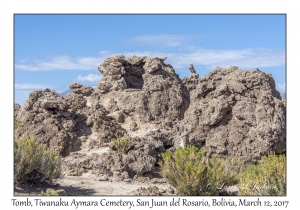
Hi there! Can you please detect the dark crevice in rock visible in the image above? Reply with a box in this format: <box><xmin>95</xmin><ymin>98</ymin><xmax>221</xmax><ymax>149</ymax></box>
<box><xmin>123</xmin><ymin>64</ymin><xmax>145</xmax><ymax>89</ymax></box>
<box><xmin>164</xmin><ymin>145</ymin><xmax>173</xmax><ymax>151</ymax></box>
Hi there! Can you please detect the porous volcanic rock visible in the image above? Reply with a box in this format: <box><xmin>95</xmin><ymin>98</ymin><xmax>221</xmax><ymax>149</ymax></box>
<box><xmin>94</xmin><ymin>55</ymin><xmax>189</xmax><ymax>124</ymax></box>
<box><xmin>61</xmin><ymin>152</ymin><xmax>100</xmax><ymax>176</ymax></box>
<box><xmin>91</xmin><ymin>132</ymin><xmax>169</xmax><ymax>179</ymax></box>
<box><xmin>15</xmin><ymin>84</ymin><xmax>126</xmax><ymax>156</ymax></box>
<box><xmin>180</xmin><ymin>66</ymin><xmax>286</xmax><ymax>162</ymax></box>
<box><xmin>15</xmin><ymin>55</ymin><xmax>286</xmax><ymax>180</ymax></box>
<box><xmin>14</xmin><ymin>103</ymin><xmax>21</xmax><ymax>118</ymax></box>
<box><xmin>15</xmin><ymin>89</ymin><xmax>75</xmax><ymax>155</ymax></box>
<box><xmin>70</xmin><ymin>82</ymin><xmax>94</xmax><ymax>96</ymax></box>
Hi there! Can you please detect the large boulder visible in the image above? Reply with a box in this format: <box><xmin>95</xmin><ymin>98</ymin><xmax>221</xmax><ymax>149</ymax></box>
<box><xmin>69</xmin><ymin>82</ymin><xmax>94</xmax><ymax>96</ymax></box>
<box><xmin>15</xmin><ymin>84</ymin><xmax>126</xmax><ymax>156</ymax></box>
<box><xmin>15</xmin><ymin>89</ymin><xmax>76</xmax><ymax>155</ymax></box>
<box><xmin>180</xmin><ymin>66</ymin><xmax>286</xmax><ymax>163</ymax></box>
<box><xmin>94</xmin><ymin>55</ymin><xmax>189</xmax><ymax>124</ymax></box>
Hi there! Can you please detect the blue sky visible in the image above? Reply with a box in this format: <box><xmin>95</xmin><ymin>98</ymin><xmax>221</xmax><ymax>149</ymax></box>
<box><xmin>14</xmin><ymin>14</ymin><xmax>286</xmax><ymax>106</ymax></box>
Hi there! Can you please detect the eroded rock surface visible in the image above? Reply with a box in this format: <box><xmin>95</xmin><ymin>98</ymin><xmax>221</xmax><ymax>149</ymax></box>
<box><xmin>180</xmin><ymin>66</ymin><xmax>285</xmax><ymax>162</ymax></box>
<box><xmin>15</xmin><ymin>85</ymin><xmax>125</xmax><ymax>156</ymax></box>
<box><xmin>14</xmin><ymin>55</ymin><xmax>286</xmax><ymax>181</ymax></box>
<box><xmin>94</xmin><ymin>55</ymin><xmax>189</xmax><ymax>124</ymax></box>
<box><xmin>14</xmin><ymin>103</ymin><xmax>21</xmax><ymax>118</ymax></box>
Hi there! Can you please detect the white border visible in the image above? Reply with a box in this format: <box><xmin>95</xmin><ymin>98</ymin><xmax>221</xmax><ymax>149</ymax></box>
<box><xmin>2</xmin><ymin>0</ymin><xmax>298</xmax><ymax>209</ymax></box>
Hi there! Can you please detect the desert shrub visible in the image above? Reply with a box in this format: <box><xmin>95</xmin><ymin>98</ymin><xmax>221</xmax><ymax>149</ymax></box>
<box><xmin>41</xmin><ymin>189</ymin><xmax>59</xmax><ymax>196</ymax></box>
<box><xmin>205</xmin><ymin>155</ymin><xmax>240</xmax><ymax>195</ymax></box>
<box><xmin>159</xmin><ymin>146</ymin><xmax>207</xmax><ymax>196</ymax></box>
<box><xmin>14</xmin><ymin>119</ymin><xmax>21</xmax><ymax>129</ymax></box>
<box><xmin>159</xmin><ymin>146</ymin><xmax>240</xmax><ymax>195</ymax></box>
<box><xmin>222</xmin><ymin>155</ymin><xmax>246</xmax><ymax>174</ymax></box>
<box><xmin>112</xmin><ymin>136</ymin><xmax>131</xmax><ymax>154</ymax></box>
<box><xmin>147</xmin><ymin>186</ymin><xmax>154</xmax><ymax>193</ymax></box>
<box><xmin>238</xmin><ymin>152</ymin><xmax>286</xmax><ymax>196</ymax></box>
<box><xmin>14</xmin><ymin>134</ymin><xmax>61</xmax><ymax>184</ymax></box>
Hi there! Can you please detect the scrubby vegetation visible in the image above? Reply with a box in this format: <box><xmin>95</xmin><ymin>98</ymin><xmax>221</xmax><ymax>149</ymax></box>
<box><xmin>159</xmin><ymin>146</ymin><xmax>240</xmax><ymax>195</ymax></box>
<box><xmin>14</xmin><ymin>134</ymin><xmax>61</xmax><ymax>184</ymax></box>
<box><xmin>14</xmin><ymin>119</ymin><xmax>21</xmax><ymax>130</ymax></box>
<box><xmin>159</xmin><ymin>146</ymin><xmax>286</xmax><ymax>196</ymax></box>
<box><xmin>112</xmin><ymin>136</ymin><xmax>131</xmax><ymax>154</ymax></box>
<box><xmin>238</xmin><ymin>152</ymin><xmax>286</xmax><ymax>196</ymax></box>
<box><xmin>205</xmin><ymin>155</ymin><xmax>241</xmax><ymax>195</ymax></box>
<box><xmin>41</xmin><ymin>189</ymin><xmax>59</xmax><ymax>196</ymax></box>
<box><xmin>222</xmin><ymin>155</ymin><xmax>246</xmax><ymax>174</ymax></box>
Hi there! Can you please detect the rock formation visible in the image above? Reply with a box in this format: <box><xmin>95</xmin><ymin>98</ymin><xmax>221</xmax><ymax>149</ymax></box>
<box><xmin>14</xmin><ymin>103</ymin><xmax>21</xmax><ymax>118</ymax></box>
<box><xmin>14</xmin><ymin>55</ymin><xmax>286</xmax><ymax>181</ymax></box>
<box><xmin>94</xmin><ymin>55</ymin><xmax>189</xmax><ymax>123</ymax></box>
<box><xmin>180</xmin><ymin>66</ymin><xmax>285</xmax><ymax>162</ymax></box>
<box><xmin>14</xmin><ymin>85</ymin><xmax>126</xmax><ymax>156</ymax></box>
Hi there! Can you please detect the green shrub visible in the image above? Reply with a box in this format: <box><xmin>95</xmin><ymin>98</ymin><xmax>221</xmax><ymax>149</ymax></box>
<box><xmin>238</xmin><ymin>152</ymin><xmax>286</xmax><ymax>196</ymax></box>
<box><xmin>222</xmin><ymin>155</ymin><xmax>246</xmax><ymax>174</ymax></box>
<box><xmin>41</xmin><ymin>189</ymin><xmax>59</xmax><ymax>196</ymax></box>
<box><xmin>14</xmin><ymin>119</ymin><xmax>21</xmax><ymax>130</ymax></box>
<box><xmin>205</xmin><ymin>155</ymin><xmax>240</xmax><ymax>195</ymax></box>
<box><xmin>147</xmin><ymin>186</ymin><xmax>154</xmax><ymax>193</ymax></box>
<box><xmin>14</xmin><ymin>134</ymin><xmax>61</xmax><ymax>184</ymax></box>
<box><xmin>112</xmin><ymin>136</ymin><xmax>131</xmax><ymax>154</ymax></box>
<box><xmin>159</xmin><ymin>146</ymin><xmax>240</xmax><ymax>195</ymax></box>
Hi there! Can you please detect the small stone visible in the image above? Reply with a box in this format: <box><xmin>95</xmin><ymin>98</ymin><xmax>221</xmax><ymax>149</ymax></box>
<box><xmin>56</xmin><ymin>189</ymin><xmax>66</xmax><ymax>196</ymax></box>
<box><xmin>160</xmin><ymin>189</ymin><xmax>166</xmax><ymax>193</ymax></box>
<box><xmin>98</xmin><ymin>175</ymin><xmax>108</xmax><ymax>181</ymax></box>
<box><xmin>167</xmin><ymin>187</ymin><xmax>175</xmax><ymax>194</ymax></box>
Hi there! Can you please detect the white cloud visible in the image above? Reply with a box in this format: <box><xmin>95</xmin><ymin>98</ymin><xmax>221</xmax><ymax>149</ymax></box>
<box><xmin>276</xmin><ymin>83</ymin><xmax>286</xmax><ymax>93</ymax></box>
<box><xmin>15</xmin><ymin>48</ymin><xmax>284</xmax><ymax>73</ymax></box>
<box><xmin>123</xmin><ymin>48</ymin><xmax>285</xmax><ymax>71</ymax></box>
<box><xmin>15</xmin><ymin>55</ymin><xmax>101</xmax><ymax>71</ymax></box>
<box><xmin>164</xmin><ymin>48</ymin><xmax>285</xmax><ymax>70</ymax></box>
<box><xmin>14</xmin><ymin>83</ymin><xmax>50</xmax><ymax>90</ymax></box>
<box><xmin>75</xmin><ymin>74</ymin><xmax>102</xmax><ymax>82</ymax></box>
<box><xmin>15</xmin><ymin>51</ymin><xmax>113</xmax><ymax>71</ymax></box>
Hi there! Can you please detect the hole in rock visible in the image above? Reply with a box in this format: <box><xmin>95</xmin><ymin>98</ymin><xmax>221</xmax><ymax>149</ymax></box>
<box><xmin>123</xmin><ymin>66</ymin><xmax>145</xmax><ymax>89</ymax></box>
<box><xmin>164</xmin><ymin>144</ymin><xmax>173</xmax><ymax>150</ymax></box>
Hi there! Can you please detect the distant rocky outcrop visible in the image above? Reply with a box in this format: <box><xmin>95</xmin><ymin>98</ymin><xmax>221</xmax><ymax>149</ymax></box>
<box><xmin>14</xmin><ymin>55</ymin><xmax>286</xmax><ymax>180</ymax></box>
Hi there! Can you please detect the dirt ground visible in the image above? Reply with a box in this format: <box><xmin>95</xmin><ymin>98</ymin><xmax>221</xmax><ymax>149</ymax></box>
<box><xmin>14</xmin><ymin>173</ymin><xmax>175</xmax><ymax>196</ymax></box>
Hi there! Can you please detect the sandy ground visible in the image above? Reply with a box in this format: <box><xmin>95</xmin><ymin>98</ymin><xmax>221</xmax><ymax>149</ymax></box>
<box><xmin>14</xmin><ymin>173</ymin><xmax>173</xmax><ymax>196</ymax></box>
